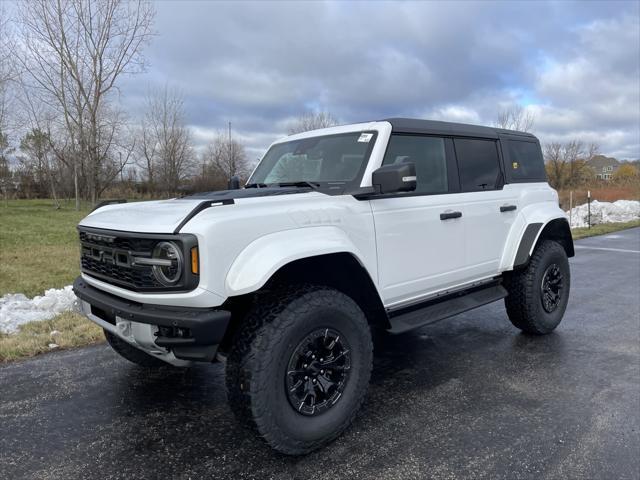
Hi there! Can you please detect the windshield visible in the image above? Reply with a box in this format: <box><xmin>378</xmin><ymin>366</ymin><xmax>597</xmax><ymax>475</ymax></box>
<box><xmin>249</xmin><ymin>132</ymin><xmax>377</xmax><ymax>188</ymax></box>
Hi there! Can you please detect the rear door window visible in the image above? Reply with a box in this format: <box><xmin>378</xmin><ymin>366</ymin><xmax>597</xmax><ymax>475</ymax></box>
<box><xmin>505</xmin><ymin>140</ymin><xmax>547</xmax><ymax>182</ymax></box>
<box><xmin>454</xmin><ymin>138</ymin><xmax>501</xmax><ymax>191</ymax></box>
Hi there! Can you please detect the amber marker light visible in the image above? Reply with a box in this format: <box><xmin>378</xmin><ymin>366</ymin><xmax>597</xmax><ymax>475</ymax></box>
<box><xmin>191</xmin><ymin>246</ymin><xmax>199</xmax><ymax>275</ymax></box>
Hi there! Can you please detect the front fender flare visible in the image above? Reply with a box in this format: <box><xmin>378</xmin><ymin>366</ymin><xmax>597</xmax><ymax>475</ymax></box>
<box><xmin>225</xmin><ymin>226</ymin><xmax>370</xmax><ymax>296</ymax></box>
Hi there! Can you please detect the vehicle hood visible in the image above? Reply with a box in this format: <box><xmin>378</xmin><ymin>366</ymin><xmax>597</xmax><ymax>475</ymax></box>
<box><xmin>78</xmin><ymin>187</ymin><xmax>317</xmax><ymax>234</ymax></box>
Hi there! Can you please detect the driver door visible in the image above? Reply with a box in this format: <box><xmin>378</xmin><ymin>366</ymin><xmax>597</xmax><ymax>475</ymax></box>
<box><xmin>370</xmin><ymin>135</ymin><xmax>467</xmax><ymax>308</ymax></box>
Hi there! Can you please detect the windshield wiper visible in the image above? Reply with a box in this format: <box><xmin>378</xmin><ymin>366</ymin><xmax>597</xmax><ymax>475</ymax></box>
<box><xmin>274</xmin><ymin>181</ymin><xmax>320</xmax><ymax>190</ymax></box>
<box><xmin>244</xmin><ymin>182</ymin><xmax>267</xmax><ymax>189</ymax></box>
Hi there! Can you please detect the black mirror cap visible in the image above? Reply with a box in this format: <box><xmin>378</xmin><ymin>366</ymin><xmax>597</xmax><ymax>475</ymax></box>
<box><xmin>228</xmin><ymin>175</ymin><xmax>241</xmax><ymax>190</ymax></box>
<box><xmin>371</xmin><ymin>162</ymin><xmax>417</xmax><ymax>194</ymax></box>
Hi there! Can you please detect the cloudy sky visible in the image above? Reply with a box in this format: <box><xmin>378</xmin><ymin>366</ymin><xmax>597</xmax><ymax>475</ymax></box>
<box><xmin>118</xmin><ymin>0</ymin><xmax>639</xmax><ymax>161</ymax></box>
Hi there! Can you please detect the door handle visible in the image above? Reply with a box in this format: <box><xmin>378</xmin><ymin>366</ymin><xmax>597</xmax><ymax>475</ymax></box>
<box><xmin>440</xmin><ymin>211</ymin><xmax>462</xmax><ymax>220</ymax></box>
<box><xmin>500</xmin><ymin>205</ymin><xmax>517</xmax><ymax>212</ymax></box>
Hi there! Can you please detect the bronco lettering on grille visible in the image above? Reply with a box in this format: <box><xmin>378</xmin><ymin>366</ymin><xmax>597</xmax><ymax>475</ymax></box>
<box><xmin>83</xmin><ymin>245</ymin><xmax>132</xmax><ymax>268</ymax></box>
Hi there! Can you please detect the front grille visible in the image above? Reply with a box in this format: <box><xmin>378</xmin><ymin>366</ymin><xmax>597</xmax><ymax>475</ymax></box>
<box><xmin>79</xmin><ymin>232</ymin><xmax>164</xmax><ymax>290</ymax></box>
<box><xmin>79</xmin><ymin>231</ymin><xmax>156</xmax><ymax>252</ymax></box>
<box><xmin>80</xmin><ymin>256</ymin><xmax>160</xmax><ymax>288</ymax></box>
<box><xmin>78</xmin><ymin>227</ymin><xmax>199</xmax><ymax>292</ymax></box>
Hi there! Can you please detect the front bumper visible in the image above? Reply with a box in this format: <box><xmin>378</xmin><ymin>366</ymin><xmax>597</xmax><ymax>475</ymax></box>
<box><xmin>73</xmin><ymin>277</ymin><xmax>231</xmax><ymax>364</ymax></box>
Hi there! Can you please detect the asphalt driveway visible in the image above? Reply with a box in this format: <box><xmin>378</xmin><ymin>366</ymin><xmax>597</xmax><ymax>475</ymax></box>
<box><xmin>1</xmin><ymin>228</ymin><xmax>639</xmax><ymax>480</ymax></box>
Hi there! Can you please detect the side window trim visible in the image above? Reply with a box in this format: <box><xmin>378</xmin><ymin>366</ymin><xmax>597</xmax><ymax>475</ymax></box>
<box><xmin>444</xmin><ymin>138</ymin><xmax>461</xmax><ymax>194</ymax></box>
<box><xmin>496</xmin><ymin>139</ymin><xmax>506</xmax><ymax>189</ymax></box>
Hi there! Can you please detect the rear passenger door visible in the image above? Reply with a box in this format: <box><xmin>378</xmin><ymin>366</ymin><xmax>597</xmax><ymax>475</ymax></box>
<box><xmin>370</xmin><ymin>135</ymin><xmax>467</xmax><ymax>307</ymax></box>
<box><xmin>453</xmin><ymin>137</ymin><xmax>518</xmax><ymax>279</ymax></box>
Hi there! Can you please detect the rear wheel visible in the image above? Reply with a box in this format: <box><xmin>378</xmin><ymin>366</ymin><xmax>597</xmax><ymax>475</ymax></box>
<box><xmin>225</xmin><ymin>285</ymin><xmax>373</xmax><ymax>455</ymax></box>
<box><xmin>104</xmin><ymin>329</ymin><xmax>170</xmax><ymax>368</ymax></box>
<box><xmin>504</xmin><ymin>240</ymin><xmax>571</xmax><ymax>334</ymax></box>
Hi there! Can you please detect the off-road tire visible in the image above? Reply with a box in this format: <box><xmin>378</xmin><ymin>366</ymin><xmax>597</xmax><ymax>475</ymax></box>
<box><xmin>225</xmin><ymin>285</ymin><xmax>373</xmax><ymax>455</ymax></box>
<box><xmin>104</xmin><ymin>329</ymin><xmax>170</xmax><ymax>368</ymax></box>
<box><xmin>504</xmin><ymin>240</ymin><xmax>570</xmax><ymax>334</ymax></box>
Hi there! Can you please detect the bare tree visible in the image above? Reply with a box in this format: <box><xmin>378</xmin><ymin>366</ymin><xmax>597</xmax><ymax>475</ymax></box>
<box><xmin>288</xmin><ymin>111</ymin><xmax>339</xmax><ymax>135</ymax></box>
<box><xmin>544</xmin><ymin>140</ymin><xmax>599</xmax><ymax>190</ymax></box>
<box><xmin>20</xmin><ymin>128</ymin><xmax>61</xmax><ymax>207</ymax></box>
<box><xmin>16</xmin><ymin>0</ymin><xmax>155</xmax><ymax>207</ymax></box>
<box><xmin>0</xmin><ymin>130</ymin><xmax>13</xmax><ymax>204</ymax></box>
<box><xmin>495</xmin><ymin>105</ymin><xmax>535</xmax><ymax>132</ymax></box>
<box><xmin>0</xmin><ymin>4</ymin><xmax>15</xmax><ymax>135</ymax></box>
<box><xmin>201</xmin><ymin>133</ymin><xmax>250</xmax><ymax>189</ymax></box>
<box><xmin>137</xmin><ymin>86</ymin><xmax>194</xmax><ymax>193</ymax></box>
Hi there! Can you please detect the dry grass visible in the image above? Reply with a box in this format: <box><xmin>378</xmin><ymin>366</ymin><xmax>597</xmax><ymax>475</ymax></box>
<box><xmin>558</xmin><ymin>185</ymin><xmax>639</xmax><ymax>210</ymax></box>
<box><xmin>0</xmin><ymin>311</ymin><xmax>104</xmax><ymax>363</ymax></box>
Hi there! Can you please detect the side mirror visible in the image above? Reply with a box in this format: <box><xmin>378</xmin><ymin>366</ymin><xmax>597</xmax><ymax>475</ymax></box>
<box><xmin>228</xmin><ymin>175</ymin><xmax>240</xmax><ymax>190</ymax></box>
<box><xmin>371</xmin><ymin>162</ymin><xmax>417</xmax><ymax>194</ymax></box>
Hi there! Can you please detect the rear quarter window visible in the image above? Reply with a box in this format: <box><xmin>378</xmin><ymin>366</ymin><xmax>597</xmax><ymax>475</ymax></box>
<box><xmin>505</xmin><ymin>140</ymin><xmax>547</xmax><ymax>182</ymax></box>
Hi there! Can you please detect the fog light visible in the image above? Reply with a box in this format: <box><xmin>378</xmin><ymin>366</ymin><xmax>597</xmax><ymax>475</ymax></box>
<box><xmin>156</xmin><ymin>326</ymin><xmax>192</xmax><ymax>339</ymax></box>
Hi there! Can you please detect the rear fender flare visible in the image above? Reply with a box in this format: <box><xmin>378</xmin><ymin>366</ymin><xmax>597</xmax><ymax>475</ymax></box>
<box><xmin>501</xmin><ymin>203</ymin><xmax>573</xmax><ymax>270</ymax></box>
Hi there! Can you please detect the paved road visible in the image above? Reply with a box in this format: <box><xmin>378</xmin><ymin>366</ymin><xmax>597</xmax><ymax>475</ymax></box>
<box><xmin>1</xmin><ymin>229</ymin><xmax>639</xmax><ymax>480</ymax></box>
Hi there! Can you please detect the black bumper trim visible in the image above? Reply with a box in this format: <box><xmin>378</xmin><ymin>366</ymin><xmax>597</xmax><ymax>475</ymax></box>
<box><xmin>73</xmin><ymin>277</ymin><xmax>231</xmax><ymax>350</ymax></box>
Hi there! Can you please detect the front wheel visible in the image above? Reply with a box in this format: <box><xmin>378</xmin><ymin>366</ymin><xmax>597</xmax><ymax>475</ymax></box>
<box><xmin>225</xmin><ymin>285</ymin><xmax>373</xmax><ymax>455</ymax></box>
<box><xmin>504</xmin><ymin>240</ymin><xmax>571</xmax><ymax>334</ymax></box>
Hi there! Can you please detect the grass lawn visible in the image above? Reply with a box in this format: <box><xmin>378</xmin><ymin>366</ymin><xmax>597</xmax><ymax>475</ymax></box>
<box><xmin>0</xmin><ymin>198</ymin><xmax>638</xmax><ymax>363</ymax></box>
<box><xmin>0</xmin><ymin>199</ymin><xmax>103</xmax><ymax>363</ymax></box>
<box><xmin>0</xmin><ymin>199</ymin><xmax>91</xmax><ymax>297</ymax></box>
<box><xmin>571</xmin><ymin>219</ymin><xmax>640</xmax><ymax>240</ymax></box>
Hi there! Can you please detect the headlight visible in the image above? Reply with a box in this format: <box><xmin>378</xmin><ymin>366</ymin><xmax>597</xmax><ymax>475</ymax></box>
<box><xmin>151</xmin><ymin>241</ymin><xmax>183</xmax><ymax>286</ymax></box>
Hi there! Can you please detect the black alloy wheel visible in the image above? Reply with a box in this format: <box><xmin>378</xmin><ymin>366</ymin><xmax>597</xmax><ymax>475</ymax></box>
<box><xmin>541</xmin><ymin>263</ymin><xmax>563</xmax><ymax>313</ymax></box>
<box><xmin>286</xmin><ymin>328</ymin><xmax>351</xmax><ymax>416</ymax></box>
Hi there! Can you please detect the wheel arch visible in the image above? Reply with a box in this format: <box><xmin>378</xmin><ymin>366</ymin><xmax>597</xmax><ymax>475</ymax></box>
<box><xmin>225</xmin><ymin>226</ymin><xmax>377</xmax><ymax>296</ymax></box>
<box><xmin>218</xmin><ymin>252</ymin><xmax>389</xmax><ymax>354</ymax></box>
<box><xmin>512</xmin><ymin>217</ymin><xmax>574</xmax><ymax>269</ymax></box>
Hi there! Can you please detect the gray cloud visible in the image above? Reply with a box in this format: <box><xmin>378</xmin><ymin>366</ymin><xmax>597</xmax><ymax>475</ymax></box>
<box><xmin>118</xmin><ymin>0</ymin><xmax>640</xmax><ymax>160</ymax></box>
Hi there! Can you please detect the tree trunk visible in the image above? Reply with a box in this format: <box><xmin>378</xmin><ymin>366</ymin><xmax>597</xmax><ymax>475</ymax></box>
<box><xmin>74</xmin><ymin>156</ymin><xmax>79</xmax><ymax>211</ymax></box>
<box><xmin>45</xmin><ymin>161</ymin><xmax>60</xmax><ymax>209</ymax></box>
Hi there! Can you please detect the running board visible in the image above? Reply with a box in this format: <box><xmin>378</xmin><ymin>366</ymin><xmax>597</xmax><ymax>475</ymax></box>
<box><xmin>387</xmin><ymin>283</ymin><xmax>508</xmax><ymax>334</ymax></box>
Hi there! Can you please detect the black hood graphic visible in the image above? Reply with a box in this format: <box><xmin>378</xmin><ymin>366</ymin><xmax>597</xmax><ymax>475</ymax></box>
<box><xmin>174</xmin><ymin>187</ymin><xmax>319</xmax><ymax>233</ymax></box>
<box><xmin>181</xmin><ymin>187</ymin><xmax>314</xmax><ymax>201</ymax></box>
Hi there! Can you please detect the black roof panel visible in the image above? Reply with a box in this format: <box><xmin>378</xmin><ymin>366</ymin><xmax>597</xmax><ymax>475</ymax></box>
<box><xmin>381</xmin><ymin>117</ymin><xmax>537</xmax><ymax>139</ymax></box>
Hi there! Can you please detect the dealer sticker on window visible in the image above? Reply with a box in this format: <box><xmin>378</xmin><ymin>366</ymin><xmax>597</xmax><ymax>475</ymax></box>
<box><xmin>358</xmin><ymin>133</ymin><xmax>373</xmax><ymax>143</ymax></box>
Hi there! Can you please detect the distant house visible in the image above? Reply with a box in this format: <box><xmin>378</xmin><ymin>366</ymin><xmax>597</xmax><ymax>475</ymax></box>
<box><xmin>587</xmin><ymin>155</ymin><xmax>620</xmax><ymax>180</ymax></box>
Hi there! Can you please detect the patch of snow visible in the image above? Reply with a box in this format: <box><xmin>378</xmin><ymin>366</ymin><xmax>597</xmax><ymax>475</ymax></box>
<box><xmin>0</xmin><ymin>286</ymin><xmax>77</xmax><ymax>334</ymax></box>
<box><xmin>566</xmin><ymin>200</ymin><xmax>640</xmax><ymax>228</ymax></box>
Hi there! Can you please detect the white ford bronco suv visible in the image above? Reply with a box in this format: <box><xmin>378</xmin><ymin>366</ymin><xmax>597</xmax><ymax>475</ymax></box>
<box><xmin>74</xmin><ymin>118</ymin><xmax>573</xmax><ymax>454</ymax></box>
